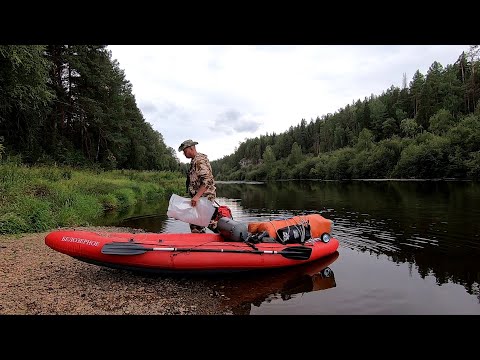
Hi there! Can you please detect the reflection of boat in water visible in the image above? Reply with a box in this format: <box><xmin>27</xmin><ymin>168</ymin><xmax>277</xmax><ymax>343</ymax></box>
<box><xmin>278</xmin><ymin>254</ymin><xmax>337</xmax><ymax>301</ymax></box>
<box><xmin>217</xmin><ymin>251</ymin><xmax>339</xmax><ymax>314</ymax></box>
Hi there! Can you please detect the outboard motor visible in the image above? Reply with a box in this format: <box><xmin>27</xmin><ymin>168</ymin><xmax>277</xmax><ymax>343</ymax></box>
<box><xmin>217</xmin><ymin>217</ymin><xmax>249</xmax><ymax>242</ymax></box>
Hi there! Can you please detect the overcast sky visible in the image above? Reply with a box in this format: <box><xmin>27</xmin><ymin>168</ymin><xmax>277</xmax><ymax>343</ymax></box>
<box><xmin>108</xmin><ymin>45</ymin><xmax>470</xmax><ymax>163</ymax></box>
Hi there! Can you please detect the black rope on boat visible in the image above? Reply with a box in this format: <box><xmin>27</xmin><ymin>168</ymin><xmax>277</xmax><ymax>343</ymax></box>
<box><xmin>244</xmin><ymin>239</ymin><xmax>258</xmax><ymax>251</ymax></box>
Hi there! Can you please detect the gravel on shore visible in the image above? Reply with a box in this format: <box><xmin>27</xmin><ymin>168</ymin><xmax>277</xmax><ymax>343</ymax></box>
<box><xmin>0</xmin><ymin>227</ymin><xmax>233</xmax><ymax>315</ymax></box>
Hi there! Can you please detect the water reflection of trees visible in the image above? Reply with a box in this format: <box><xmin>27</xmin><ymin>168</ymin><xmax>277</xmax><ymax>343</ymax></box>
<box><xmin>217</xmin><ymin>180</ymin><xmax>480</xmax><ymax>301</ymax></box>
<box><xmin>95</xmin><ymin>197</ymin><xmax>170</xmax><ymax>227</ymax></box>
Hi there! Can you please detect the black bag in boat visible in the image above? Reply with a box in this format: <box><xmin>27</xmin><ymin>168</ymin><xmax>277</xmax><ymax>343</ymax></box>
<box><xmin>275</xmin><ymin>223</ymin><xmax>311</xmax><ymax>244</ymax></box>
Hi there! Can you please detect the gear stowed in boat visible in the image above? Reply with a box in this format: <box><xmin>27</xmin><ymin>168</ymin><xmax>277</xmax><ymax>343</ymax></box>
<box><xmin>44</xmin><ymin>214</ymin><xmax>339</xmax><ymax>273</ymax></box>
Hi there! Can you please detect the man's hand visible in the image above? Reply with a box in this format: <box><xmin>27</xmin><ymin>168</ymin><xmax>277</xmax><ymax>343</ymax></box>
<box><xmin>192</xmin><ymin>185</ymin><xmax>207</xmax><ymax>207</ymax></box>
<box><xmin>191</xmin><ymin>196</ymin><xmax>199</xmax><ymax>207</ymax></box>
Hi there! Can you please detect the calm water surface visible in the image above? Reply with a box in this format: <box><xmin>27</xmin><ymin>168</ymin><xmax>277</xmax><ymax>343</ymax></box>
<box><xmin>97</xmin><ymin>180</ymin><xmax>480</xmax><ymax>315</ymax></box>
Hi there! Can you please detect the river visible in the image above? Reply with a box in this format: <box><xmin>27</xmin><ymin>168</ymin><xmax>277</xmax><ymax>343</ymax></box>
<box><xmin>96</xmin><ymin>180</ymin><xmax>480</xmax><ymax>315</ymax></box>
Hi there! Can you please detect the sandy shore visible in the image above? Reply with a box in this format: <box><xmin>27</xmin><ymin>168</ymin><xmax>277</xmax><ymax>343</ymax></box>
<box><xmin>0</xmin><ymin>227</ymin><xmax>232</xmax><ymax>315</ymax></box>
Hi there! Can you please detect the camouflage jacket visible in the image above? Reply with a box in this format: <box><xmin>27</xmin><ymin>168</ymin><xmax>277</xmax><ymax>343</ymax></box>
<box><xmin>187</xmin><ymin>153</ymin><xmax>216</xmax><ymax>201</ymax></box>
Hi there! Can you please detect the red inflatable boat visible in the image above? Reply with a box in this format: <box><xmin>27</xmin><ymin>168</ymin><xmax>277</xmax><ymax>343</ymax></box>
<box><xmin>44</xmin><ymin>214</ymin><xmax>340</xmax><ymax>273</ymax></box>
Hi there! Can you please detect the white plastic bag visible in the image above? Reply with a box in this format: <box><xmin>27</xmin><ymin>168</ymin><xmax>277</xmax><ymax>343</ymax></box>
<box><xmin>166</xmin><ymin>194</ymin><xmax>216</xmax><ymax>227</ymax></box>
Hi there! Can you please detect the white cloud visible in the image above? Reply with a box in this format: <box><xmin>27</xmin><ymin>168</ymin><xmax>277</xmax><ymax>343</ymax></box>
<box><xmin>108</xmin><ymin>45</ymin><xmax>470</xmax><ymax>163</ymax></box>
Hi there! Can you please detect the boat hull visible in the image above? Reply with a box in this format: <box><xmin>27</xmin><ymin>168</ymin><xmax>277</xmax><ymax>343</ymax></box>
<box><xmin>45</xmin><ymin>230</ymin><xmax>339</xmax><ymax>273</ymax></box>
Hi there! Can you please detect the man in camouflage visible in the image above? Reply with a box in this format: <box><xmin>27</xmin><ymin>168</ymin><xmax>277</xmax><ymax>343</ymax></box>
<box><xmin>178</xmin><ymin>139</ymin><xmax>218</xmax><ymax>233</ymax></box>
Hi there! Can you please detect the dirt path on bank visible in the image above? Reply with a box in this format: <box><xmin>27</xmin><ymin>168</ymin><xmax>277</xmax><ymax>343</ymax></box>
<box><xmin>0</xmin><ymin>227</ymin><xmax>232</xmax><ymax>315</ymax></box>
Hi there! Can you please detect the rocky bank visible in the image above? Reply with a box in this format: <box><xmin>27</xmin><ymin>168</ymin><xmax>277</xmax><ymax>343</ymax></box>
<box><xmin>0</xmin><ymin>227</ymin><xmax>234</xmax><ymax>315</ymax></box>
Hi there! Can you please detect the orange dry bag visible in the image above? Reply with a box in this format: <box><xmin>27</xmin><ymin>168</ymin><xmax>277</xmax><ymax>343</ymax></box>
<box><xmin>247</xmin><ymin>214</ymin><xmax>332</xmax><ymax>244</ymax></box>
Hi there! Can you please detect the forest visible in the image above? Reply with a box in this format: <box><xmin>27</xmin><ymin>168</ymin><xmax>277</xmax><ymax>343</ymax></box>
<box><xmin>1</xmin><ymin>45</ymin><xmax>479</xmax><ymax>180</ymax></box>
<box><xmin>0</xmin><ymin>45</ymin><xmax>181</xmax><ymax>172</ymax></box>
<box><xmin>211</xmin><ymin>46</ymin><xmax>480</xmax><ymax>181</ymax></box>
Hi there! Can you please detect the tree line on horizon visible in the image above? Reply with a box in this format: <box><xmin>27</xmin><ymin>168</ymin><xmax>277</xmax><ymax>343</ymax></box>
<box><xmin>211</xmin><ymin>45</ymin><xmax>480</xmax><ymax>181</ymax></box>
<box><xmin>0</xmin><ymin>45</ymin><xmax>181</xmax><ymax>171</ymax></box>
<box><xmin>1</xmin><ymin>45</ymin><xmax>479</xmax><ymax>180</ymax></box>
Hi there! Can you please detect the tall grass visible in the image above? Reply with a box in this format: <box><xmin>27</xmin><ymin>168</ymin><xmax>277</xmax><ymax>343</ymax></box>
<box><xmin>0</xmin><ymin>163</ymin><xmax>185</xmax><ymax>235</ymax></box>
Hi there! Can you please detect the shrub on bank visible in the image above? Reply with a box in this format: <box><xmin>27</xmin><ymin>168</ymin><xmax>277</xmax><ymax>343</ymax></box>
<box><xmin>0</xmin><ymin>163</ymin><xmax>185</xmax><ymax>235</ymax></box>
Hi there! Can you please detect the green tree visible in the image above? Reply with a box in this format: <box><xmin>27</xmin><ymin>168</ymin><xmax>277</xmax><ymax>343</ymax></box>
<box><xmin>465</xmin><ymin>151</ymin><xmax>480</xmax><ymax>178</ymax></box>
<box><xmin>333</xmin><ymin>125</ymin><xmax>346</xmax><ymax>148</ymax></box>
<box><xmin>369</xmin><ymin>98</ymin><xmax>387</xmax><ymax>139</ymax></box>
<box><xmin>409</xmin><ymin>70</ymin><xmax>425</xmax><ymax>118</ymax></box>
<box><xmin>417</xmin><ymin>61</ymin><xmax>444</xmax><ymax>128</ymax></box>
<box><xmin>467</xmin><ymin>45</ymin><xmax>480</xmax><ymax>112</ymax></box>
<box><xmin>429</xmin><ymin>108</ymin><xmax>454</xmax><ymax>135</ymax></box>
<box><xmin>262</xmin><ymin>145</ymin><xmax>276</xmax><ymax>164</ymax></box>
<box><xmin>395</xmin><ymin>108</ymin><xmax>408</xmax><ymax>122</ymax></box>
<box><xmin>400</xmin><ymin>118</ymin><xmax>419</xmax><ymax>138</ymax></box>
<box><xmin>0</xmin><ymin>45</ymin><xmax>55</xmax><ymax>159</ymax></box>
<box><xmin>356</xmin><ymin>128</ymin><xmax>374</xmax><ymax>151</ymax></box>
<box><xmin>288</xmin><ymin>142</ymin><xmax>303</xmax><ymax>165</ymax></box>
<box><xmin>382</xmin><ymin>118</ymin><xmax>398</xmax><ymax>138</ymax></box>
